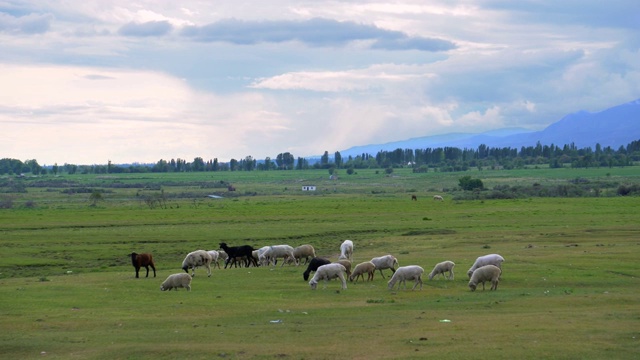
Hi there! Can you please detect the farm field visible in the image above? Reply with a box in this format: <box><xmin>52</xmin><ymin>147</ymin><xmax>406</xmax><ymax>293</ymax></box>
<box><xmin>1</xmin><ymin>167</ymin><xmax>639</xmax><ymax>359</ymax></box>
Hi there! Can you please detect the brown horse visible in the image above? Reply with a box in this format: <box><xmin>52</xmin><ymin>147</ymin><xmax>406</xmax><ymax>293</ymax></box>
<box><xmin>130</xmin><ymin>252</ymin><xmax>156</xmax><ymax>278</ymax></box>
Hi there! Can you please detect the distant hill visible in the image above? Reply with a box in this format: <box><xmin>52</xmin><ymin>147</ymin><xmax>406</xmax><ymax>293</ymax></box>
<box><xmin>339</xmin><ymin>98</ymin><xmax>640</xmax><ymax>158</ymax></box>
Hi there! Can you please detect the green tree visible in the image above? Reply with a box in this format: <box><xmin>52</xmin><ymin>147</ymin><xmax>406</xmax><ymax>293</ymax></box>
<box><xmin>321</xmin><ymin>151</ymin><xmax>329</xmax><ymax>167</ymax></box>
<box><xmin>334</xmin><ymin>151</ymin><xmax>342</xmax><ymax>168</ymax></box>
<box><xmin>459</xmin><ymin>175</ymin><xmax>484</xmax><ymax>191</ymax></box>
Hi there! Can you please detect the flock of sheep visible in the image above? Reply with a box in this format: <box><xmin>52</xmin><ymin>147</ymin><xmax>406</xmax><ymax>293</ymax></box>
<box><xmin>132</xmin><ymin>241</ymin><xmax>505</xmax><ymax>293</ymax></box>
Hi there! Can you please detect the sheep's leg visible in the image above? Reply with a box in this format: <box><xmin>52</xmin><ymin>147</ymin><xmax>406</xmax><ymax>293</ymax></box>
<box><xmin>135</xmin><ymin>267</ymin><xmax>140</xmax><ymax>278</ymax></box>
<box><xmin>206</xmin><ymin>264</ymin><xmax>212</xmax><ymax>277</ymax></box>
<box><xmin>412</xmin><ymin>276</ymin><xmax>423</xmax><ymax>290</ymax></box>
<box><xmin>378</xmin><ymin>269</ymin><xmax>386</xmax><ymax>279</ymax></box>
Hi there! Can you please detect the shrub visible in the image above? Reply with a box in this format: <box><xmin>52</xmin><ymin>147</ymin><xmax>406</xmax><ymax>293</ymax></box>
<box><xmin>459</xmin><ymin>175</ymin><xmax>484</xmax><ymax>191</ymax></box>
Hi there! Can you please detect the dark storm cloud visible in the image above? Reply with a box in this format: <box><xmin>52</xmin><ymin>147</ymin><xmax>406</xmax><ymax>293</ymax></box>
<box><xmin>180</xmin><ymin>17</ymin><xmax>456</xmax><ymax>51</ymax></box>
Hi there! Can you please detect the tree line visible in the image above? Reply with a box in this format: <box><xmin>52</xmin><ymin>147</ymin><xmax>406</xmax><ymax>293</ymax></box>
<box><xmin>2</xmin><ymin>140</ymin><xmax>640</xmax><ymax>176</ymax></box>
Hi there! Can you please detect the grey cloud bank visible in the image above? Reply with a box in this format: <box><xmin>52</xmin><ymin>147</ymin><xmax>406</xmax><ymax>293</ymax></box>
<box><xmin>0</xmin><ymin>1</ymin><xmax>639</xmax><ymax>165</ymax></box>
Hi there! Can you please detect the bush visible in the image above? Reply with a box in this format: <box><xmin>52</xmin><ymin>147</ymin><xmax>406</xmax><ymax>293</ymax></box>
<box><xmin>0</xmin><ymin>195</ymin><xmax>15</xmax><ymax>209</ymax></box>
<box><xmin>617</xmin><ymin>184</ymin><xmax>640</xmax><ymax>196</ymax></box>
<box><xmin>459</xmin><ymin>175</ymin><xmax>484</xmax><ymax>191</ymax></box>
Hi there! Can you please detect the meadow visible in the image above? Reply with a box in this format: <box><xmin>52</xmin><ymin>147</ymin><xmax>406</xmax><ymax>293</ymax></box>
<box><xmin>1</xmin><ymin>167</ymin><xmax>639</xmax><ymax>359</ymax></box>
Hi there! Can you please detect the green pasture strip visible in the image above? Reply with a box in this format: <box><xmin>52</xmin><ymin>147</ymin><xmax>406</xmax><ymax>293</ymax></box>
<box><xmin>1</xmin><ymin>169</ymin><xmax>639</xmax><ymax>359</ymax></box>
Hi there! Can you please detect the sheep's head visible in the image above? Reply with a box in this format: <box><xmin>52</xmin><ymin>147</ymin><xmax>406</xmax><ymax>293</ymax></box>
<box><xmin>309</xmin><ymin>279</ymin><xmax>318</xmax><ymax>290</ymax></box>
<box><xmin>160</xmin><ymin>285</ymin><xmax>167</xmax><ymax>291</ymax></box>
<box><xmin>467</xmin><ymin>270</ymin><xmax>474</xmax><ymax>279</ymax></box>
<box><xmin>468</xmin><ymin>282</ymin><xmax>477</xmax><ymax>292</ymax></box>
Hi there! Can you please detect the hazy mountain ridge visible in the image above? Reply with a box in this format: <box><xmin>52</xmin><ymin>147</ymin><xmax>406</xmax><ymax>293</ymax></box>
<box><xmin>339</xmin><ymin>98</ymin><xmax>640</xmax><ymax>158</ymax></box>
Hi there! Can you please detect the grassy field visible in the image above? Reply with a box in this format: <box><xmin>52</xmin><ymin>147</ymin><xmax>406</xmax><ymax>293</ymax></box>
<box><xmin>1</xmin><ymin>168</ymin><xmax>639</xmax><ymax>359</ymax></box>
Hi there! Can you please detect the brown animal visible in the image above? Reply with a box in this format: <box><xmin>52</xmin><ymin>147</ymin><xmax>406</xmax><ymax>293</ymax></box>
<box><xmin>130</xmin><ymin>252</ymin><xmax>156</xmax><ymax>278</ymax></box>
<box><xmin>411</xmin><ymin>195</ymin><xmax>417</xmax><ymax>201</ymax></box>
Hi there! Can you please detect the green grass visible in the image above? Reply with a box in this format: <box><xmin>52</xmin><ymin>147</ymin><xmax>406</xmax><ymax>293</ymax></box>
<box><xmin>1</xmin><ymin>168</ymin><xmax>639</xmax><ymax>359</ymax></box>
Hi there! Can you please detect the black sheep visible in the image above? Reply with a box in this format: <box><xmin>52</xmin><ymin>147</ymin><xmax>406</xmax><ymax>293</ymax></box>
<box><xmin>130</xmin><ymin>252</ymin><xmax>156</xmax><ymax>278</ymax></box>
<box><xmin>303</xmin><ymin>257</ymin><xmax>331</xmax><ymax>281</ymax></box>
<box><xmin>219</xmin><ymin>242</ymin><xmax>258</xmax><ymax>268</ymax></box>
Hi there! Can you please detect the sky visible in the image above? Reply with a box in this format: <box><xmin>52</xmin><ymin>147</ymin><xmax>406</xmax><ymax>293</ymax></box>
<box><xmin>1</xmin><ymin>1</ymin><xmax>639</xmax><ymax>165</ymax></box>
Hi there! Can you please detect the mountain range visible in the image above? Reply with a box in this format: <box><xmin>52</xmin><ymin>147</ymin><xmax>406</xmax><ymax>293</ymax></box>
<box><xmin>339</xmin><ymin>98</ymin><xmax>640</xmax><ymax>157</ymax></box>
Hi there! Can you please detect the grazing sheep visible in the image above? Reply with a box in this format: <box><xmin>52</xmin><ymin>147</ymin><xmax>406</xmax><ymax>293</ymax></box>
<box><xmin>255</xmin><ymin>246</ymin><xmax>271</xmax><ymax>266</ymax></box>
<box><xmin>339</xmin><ymin>240</ymin><xmax>354</xmax><ymax>260</ymax></box>
<box><xmin>181</xmin><ymin>250</ymin><xmax>213</xmax><ymax>277</ymax></box>
<box><xmin>467</xmin><ymin>254</ymin><xmax>505</xmax><ymax>279</ymax></box>
<box><xmin>303</xmin><ymin>257</ymin><xmax>331</xmax><ymax>281</ymax></box>
<box><xmin>433</xmin><ymin>195</ymin><xmax>444</xmax><ymax>201</ymax></box>
<box><xmin>291</xmin><ymin>244</ymin><xmax>316</xmax><ymax>265</ymax></box>
<box><xmin>261</xmin><ymin>245</ymin><xmax>297</xmax><ymax>267</ymax></box>
<box><xmin>428</xmin><ymin>260</ymin><xmax>455</xmax><ymax>280</ymax></box>
<box><xmin>130</xmin><ymin>252</ymin><xmax>156</xmax><ymax>278</ymax></box>
<box><xmin>207</xmin><ymin>250</ymin><xmax>222</xmax><ymax>269</ymax></box>
<box><xmin>309</xmin><ymin>263</ymin><xmax>347</xmax><ymax>290</ymax></box>
<box><xmin>160</xmin><ymin>273</ymin><xmax>192</xmax><ymax>291</ymax></box>
<box><xmin>370</xmin><ymin>255</ymin><xmax>398</xmax><ymax>279</ymax></box>
<box><xmin>468</xmin><ymin>265</ymin><xmax>501</xmax><ymax>291</ymax></box>
<box><xmin>411</xmin><ymin>195</ymin><xmax>417</xmax><ymax>201</ymax></box>
<box><xmin>219</xmin><ymin>242</ymin><xmax>258</xmax><ymax>268</ymax></box>
<box><xmin>335</xmin><ymin>259</ymin><xmax>352</xmax><ymax>278</ymax></box>
<box><xmin>387</xmin><ymin>265</ymin><xmax>424</xmax><ymax>291</ymax></box>
<box><xmin>218</xmin><ymin>250</ymin><xmax>229</xmax><ymax>264</ymax></box>
<box><xmin>349</xmin><ymin>261</ymin><xmax>376</xmax><ymax>283</ymax></box>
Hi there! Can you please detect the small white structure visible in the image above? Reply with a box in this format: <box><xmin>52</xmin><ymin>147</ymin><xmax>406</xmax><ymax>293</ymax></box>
<box><xmin>302</xmin><ymin>185</ymin><xmax>316</xmax><ymax>191</ymax></box>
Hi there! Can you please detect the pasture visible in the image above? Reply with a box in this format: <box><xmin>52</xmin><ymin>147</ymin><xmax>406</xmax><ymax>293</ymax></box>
<box><xmin>1</xmin><ymin>168</ymin><xmax>639</xmax><ymax>359</ymax></box>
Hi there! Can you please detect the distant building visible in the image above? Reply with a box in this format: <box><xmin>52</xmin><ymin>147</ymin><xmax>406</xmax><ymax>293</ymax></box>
<box><xmin>302</xmin><ymin>185</ymin><xmax>316</xmax><ymax>191</ymax></box>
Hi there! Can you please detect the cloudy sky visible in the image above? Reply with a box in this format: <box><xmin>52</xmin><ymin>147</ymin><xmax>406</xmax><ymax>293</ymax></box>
<box><xmin>1</xmin><ymin>1</ymin><xmax>639</xmax><ymax>165</ymax></box>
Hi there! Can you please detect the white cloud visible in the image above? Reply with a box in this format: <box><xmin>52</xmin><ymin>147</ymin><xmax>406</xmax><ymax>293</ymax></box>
<box><xmin>0</xmin><ymin>0</ymin><xmax>639</xmax><ymax>164</ymax></box>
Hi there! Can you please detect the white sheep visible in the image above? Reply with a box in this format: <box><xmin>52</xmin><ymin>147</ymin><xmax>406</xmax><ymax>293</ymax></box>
<box><xmin>255</xmin><ymin>246</ymin><xmax>271</xmax><ymax>266</ymax></box>
<box><xmin>290</xmin><ymin>244</ymin><xmax>316</xmax><ymax>265</ymax></box>
<box><xmin>468</xmin><ymin>265</ymin><xmax>501</xmax><ymax>291</ymax></box>
<box><xmin>160</xmin><ymin>273</ymin><xmax>192</xmax><ymax>291</ymax></box>
<box><xmin>207</xmin><ymin>250</ymin><xmax>222</xmax><ymax>269</ymax></box>
<box><xmin>181</xmin><ymin>250</ymin><xmax>213</xmax><ymax>277</ymax></box>
<box><xmin>349</xmin><ymin>261</ymin><xmax>376</xmax><ymax>282</ymax></box>
<box><xmin>261</xmin><ymin>245</ymin><xmax>298</xmax><ymax>267</ymax></box>
<box><xmin>309</xmin><ymin>263</ymin><xmax>347</xmax><ymax>290</ymax></box>
<box><xmin>433</xmin><ymin>195</ymin><xmax>444</xmax><ymax>201</ymax></box>
<box><xmin>370</xmin><ymin>255</ymin><xmax>398</xmax><ymax>279</ymax></box>
<box><xmin>339</xmin><ymin>240</ymin><xmax>354</xmax><ymax>260</ymax></box>
<box><xmin>467</xmin><ymin>254</ymin><xmax>505</xmax><ymax>279</ymax></box>
<box><xmin>428</xmin><ymin>260</ymin><xmax>455</xmax><ymax>280</ymax></box>
<box><xmin>387</xmin><ymin>265</ymin><xmax>424</xmax><ymax>291</ymax></box>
